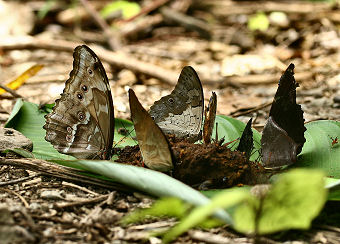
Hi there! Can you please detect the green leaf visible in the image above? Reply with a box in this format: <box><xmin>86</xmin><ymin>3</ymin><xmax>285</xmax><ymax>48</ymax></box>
<box><xmin>101</xmin><ymin>1</ymin><xmax>140</xmax><ymax>19</ymax></box>
<box><xmin>8</xmin><ymin>148</ymin><xmax>35</xmax><ymax>158</ymax></box>
<box><xmin>325</xmin><ymin>177</ymin><xmax>340</xmax><ymax>201</ymax></box>
<box><xmin>5</xmin><ymin>98</ymin><xmax>23</xmax><ymax>125</ymax></box>
<box><xmin>114</xmin><ymin>118</ymin><xmax>137</xmax><ymax>148</ymax></box>
<box><xmin>121</xmin><ymin>197</ymin><xmax>190</xmax><ymax>225</ymax></box>
<box><xmin>52</xmin><ymin>159</ymin><xmax>233</xmax><ymax>224</ymax></box>
<box><xmin>248</xmin><ymin>12</ymin><xmax>270</xmax><ymax>31</ymax></box>
<box><xmin>214</xmin><ymin>115</ymin><xmax>262</xmax><ymax>161</ymax></box>
<box><xmin>297</xmin><ymin>120</ymin><xmax>340</xmax><ymax>178</ymax></box>
<box><xmin>234</xmin><ymin>169</ymin><xmax>327</xmax><ymax>235</ymax></box>
<box><xmin>163</xmin><ymin>188</ymin><xmax>251</xmax><ymax>243</ymax></box>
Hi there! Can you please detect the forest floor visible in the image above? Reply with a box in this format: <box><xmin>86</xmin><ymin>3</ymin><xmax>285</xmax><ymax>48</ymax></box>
<box><xmin>0</xmin><ymin>0</ymin><xmax>340</xmax><ymax>243</ymax></box>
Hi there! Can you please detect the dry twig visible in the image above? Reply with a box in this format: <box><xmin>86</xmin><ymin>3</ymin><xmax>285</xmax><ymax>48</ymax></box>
<box><xmin>0</xmin><ymin>188</ymin><xmax>29</xmax><ymax>208</ymax></box>
<box><xmin>0</xmin><ymin>157</ymin><xmax>131</xmax><ymax>192</ymax></box>
<box><xmin>55</xmin><ymin>194</ymin><xmax>109</xmax><ymax>208</ymax></box>
<box><xmin>79</xmin><ymin>0</ymin><xmax>122</xmax><ymax>50</ymax></box>
<box><xmin>160</xmin><ymin>6</ymin><xmax>211</xmax><ymax>39</ymax></box>
<box><xmin>123</xmin><ymin>0</ymin><xmax>172</xmax><ymax>22</ymax></box>
<box><xmin>0</xmin><ymin>173</ymin><xmax>41</xmax><ymax>187</ymax></box>
<box><xmin>0</xmin><ymin>84</ymin><xmax>23</xmax><ymax>98</ymax></box>
<box><xmin>0</xmin><ymin>37</ymin><xmax>179</xmax><ymax>85</ymax></box>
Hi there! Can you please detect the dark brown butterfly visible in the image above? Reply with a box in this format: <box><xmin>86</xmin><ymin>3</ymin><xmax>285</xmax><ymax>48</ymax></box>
<box><xmin>44</xmin><ymin>45</ymin><xmax>114</xmax><ymax>160</ymax></box>
<box><xmin>149</xmin><ymin>66</ymin><xmax>204</xmax><ymax>142</ymax></box>
<box><xmin>129</xmin><ymin>89</ymin><xmax>173</xmax><ymax>172</ymax></box>
<box><xmin>203</xmin><ymin>92</ymin><xmax>217</xmax><ymax>144</ymax></box>
<box><xmin>261</xmin><ymin>117</ymin><xmax>299</xmax><ymax>168</ymax></box>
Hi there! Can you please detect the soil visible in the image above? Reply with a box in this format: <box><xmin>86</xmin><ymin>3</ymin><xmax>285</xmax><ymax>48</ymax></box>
<box><xmin>117</xmin><ymin>137</ymin><xmax>267</xmax><ymax>189</ymax></box>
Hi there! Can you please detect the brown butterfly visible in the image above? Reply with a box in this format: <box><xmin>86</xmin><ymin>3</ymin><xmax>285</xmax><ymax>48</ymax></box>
<box><xmin>203</xmin><ymin>92</ymin><xmax>217</xmax><ymax>144</ymax></box>
<box><xmin>129</xmin><ymin>89</ymin><xmax>173</xmax><ymax>172</ymax></box>
<box><xmin>44</xmin><ymin>45</ymin><xmax>114</xmax><ymax>160</ymax></box>
<box><xmin>261</xmin><ymin>117</ymin><xmax>299</xmax><ymax>168</ymax></box>
<box><xmin>149</xmin><ymin>66</ymin><xmax>204</xmax><ymax>142</ymax></box>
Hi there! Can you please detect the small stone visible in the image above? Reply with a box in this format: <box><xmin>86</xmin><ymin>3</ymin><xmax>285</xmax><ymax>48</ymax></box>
<box><xmin>118</xmin><ymin>69</ymin><xmax>137</xmax><ymax>86</ymax></box>
<box><xmin>127</xmin><ymin>196</ymin><xmax>138</xmax><ymax>203</ymax></box>
<box><xmin>333</xmin><ymin>95</ymin><xmax>340</xmax><ymax>103</ymax></box>
<box><xmin>106</xmin><ymin>192</ymin><xmax>116</xmax><ymax>205</ymax></box>
<box><xmin>0</xmin><ymin>127</ymin><xmax>33</xmax><ymax>152</ymax></box>
<box><xmin>40</xmin><ymin>190</ymin><xmax>64</xmax><ymax>200</ymax></box>
<box><xmin>0</xmin><ymin>113</ymin><xmax>9</xmax><ymax>123</ymax></box>
<box><xmin>115</xmin><ymin>199</ymin><xmax>129</xmax><ymax>211</ymax></box>
<box><xmin>61</xmin><ymin>212</ymin><xmax>74</xmax><ymax>222</ymax></box>
<box><xmin>269</xmin><ymin>12</ymin><xmax>289</xmax><ymax>27</ymax></box>
<box><xmin>42</xmin><ymin>227</ymin><xmax>55</xmax><ymax>237</ymax></box>
<box><xmin>93</xmin><ymin>209</ymin><xmax>123</xmax><ymax>224</ymax></box>
<box><xmin>29</xmin><ymin>202</ymin><xmax>41</xmax><ymax>211</ymax></box>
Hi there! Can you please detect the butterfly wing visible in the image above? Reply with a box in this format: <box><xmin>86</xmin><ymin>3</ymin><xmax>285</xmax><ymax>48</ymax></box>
<box><xmin>149</xmin><ymin>66</ymin><xmax>204</xmax><ymax>142</ymax></box>
<box><xmin>261</xmin><ymin>117</ymin><xmax>299</xmax><ymax>168</ymax></box>
<box><xmin>203</xmin><ymin>92</ymin><xmax>217</xmax><ymax>144</ymax></box>
<box><xmin>129</xmin><ymin>89</ymin><xmax>173</xmax><ymax>172</ymax></box>
<box><xmin>44</xmin><ymin>45</ymin><xmax>114</xmax><ymax>159</ymax></box>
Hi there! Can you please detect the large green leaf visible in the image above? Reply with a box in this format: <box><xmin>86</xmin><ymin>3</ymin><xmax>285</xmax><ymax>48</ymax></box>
<box><xmin>121</xmin><ymin>198</ymin><xmax>191</xmax><ymax>225</ymax></box>
<box><xmin>214</xmin><ymin>115</ymin><xmax>262</xmax><ymax>161</ymax></box>
<box><xmin>163</xmin><ymin>187</ymin><xmax>250</xmax><ymax>243</ymax></box>
<box><xmin>297</xmin><ymin>120</ymin><xmax>340</xmax><ymax>178</ymax></box>
<box><xmin>53</xmin><ymin>159</ymin><xmax>232</xmax><ymax>223</ymax></box>
<box><xmin>163</xmin><ymin>169</ymin><xmax>326</xmax><ymax>241</ymax></box>
<box><xmin>234</xmin><ymin>169</ymin><xmax>326</xmax><ymax>234</ymax></box>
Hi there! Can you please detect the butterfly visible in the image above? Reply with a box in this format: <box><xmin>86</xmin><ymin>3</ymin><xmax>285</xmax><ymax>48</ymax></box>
<box><xmin>129</xmin><ymin>89</ymin><xmax>173</xmax><ymax>172</ymax></box>
<box><xmin>203</xmin><ymin>92</ymin><xmax>217</xmax><ymax>144</ymax></box>
<box><xmin>44</xmin><ymin>45</ymin><xmax>115</xmax><ymax>160</ymax></box>
<box><xmin>149</xmin><ymin>66</ymin><xmax>204</xmax><ymax>142</ymax></box>
<box><xmin>261</xmin><ymin>116</ymin><xmax>299</xmax><ymax>168</ymax></box>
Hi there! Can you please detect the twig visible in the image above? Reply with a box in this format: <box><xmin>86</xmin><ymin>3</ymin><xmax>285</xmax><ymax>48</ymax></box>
<box><xmin>196</xmin><ymin>0</ymin><xmax>331</xmax><ymax>15</ymax></box>
<box><xmin>0</xmin><ymin>188</ymin><xmax>29</xmax><ymax>208</ymax></box>
<box><xmin>55</xmin><ymin>194</ymin><xmax>109</xmax><ymax>208</ymax></box>
<box><xmin>160</xmin><ymin>6</ymin><xmax>211</xmax><ymax>39</ymax></box>
<box><xmin>123</xmin><ymin>0</ymin><xmax>172</xmax><ymax>22</ymax></box>
<box><xmin>230</xmin><ymin>101</ymin><xmax>273</xmax><ymax>117</ymax></box>
<box><xmin>220</xmin><ymin>72</ymin><xmax>313</xmax><ymax>86</ymax></box>
<box><xmin>120</xmin><ymin>0</ymin><xmax>191</xmax><ymax>39</ymax></box>
<box><xmin>0</xmin><ymin>157</ymin><xmax>131</xmax><ymax>192</ymax></box>
<box><xmin>0</xmin><ymin>173</ymin><xmax>41</xmax><ymax>187</ymax></box>
<box><xmin>31</xmin><ymin>214</ymin><xmax>77</xmax><ymax>225</ymax></box>
<box><xmin>62</xmin><ymin>181</ymin><xmax>100</xmax><ymax>196</ymax></box>
<box><xmin>0</xmin><ymin>84</ymin><xmax>22</xmax><ymax>98</ymax></box>
<box><xmin>189</xmin><ymin>230</ymin><xmax>236</xmax><ymax>244</ymax></box>
<box><xmin>79</xmin><ymin>0</ymin><xmax>121</xmax><ymax>50</ymax></box>
<box><xmin>0</xmin><ymin>37</ymin><xmax>179</xmax><ymax>85</ymax></box>
<box><xmin>120</xmin><ymin>14</ymin><xmax>164</xmax><ymax>38</ymax></box>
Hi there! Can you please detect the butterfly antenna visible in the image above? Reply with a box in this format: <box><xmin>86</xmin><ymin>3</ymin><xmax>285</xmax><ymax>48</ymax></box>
<box><xmin>225</xmin><ymin>138</ymin><xmax>240</xmax><ymax>148</ymax></box>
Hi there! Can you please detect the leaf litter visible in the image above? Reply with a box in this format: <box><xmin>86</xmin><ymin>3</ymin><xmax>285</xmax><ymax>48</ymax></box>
<box><xmin>1</xmin><ymin>0</ymin><xmax>340</xmax><ymax>243</ymax></box>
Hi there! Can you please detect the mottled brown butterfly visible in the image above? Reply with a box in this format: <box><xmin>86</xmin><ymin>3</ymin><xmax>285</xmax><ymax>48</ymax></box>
<box><xmin>149</xmin><ymin>66</ymin><xmax>204</xmax><ymax>142</ymax></box>
<box><xmin>44</xmin><ymin>45</ymin><xmax>114</xmax><ymax>160</ymax></box>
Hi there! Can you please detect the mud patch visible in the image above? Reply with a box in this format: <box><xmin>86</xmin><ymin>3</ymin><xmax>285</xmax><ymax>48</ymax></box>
<box><xmin>115</xmin><ymin>138</ymin><xmax>267</xmax><ymax>189</ymax></box>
